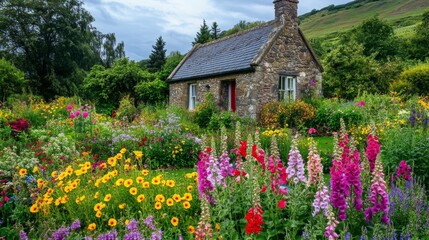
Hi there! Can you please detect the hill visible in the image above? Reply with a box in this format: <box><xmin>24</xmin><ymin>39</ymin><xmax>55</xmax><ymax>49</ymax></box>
<box><xmin>299</xmin><ymin>0</ymin><xmax>429</xmax><ymax>39</ymax></box>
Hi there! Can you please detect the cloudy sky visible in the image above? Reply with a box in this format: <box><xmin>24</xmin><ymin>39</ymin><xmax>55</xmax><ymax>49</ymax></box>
<box><xmin>83</xmin><ymin>0</ymin><xmax>350</xmax><ymax>61</ymax></box>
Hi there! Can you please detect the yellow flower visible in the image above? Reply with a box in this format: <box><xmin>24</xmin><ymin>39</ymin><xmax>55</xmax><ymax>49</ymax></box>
<box><xmin>125</xmin><ymin>219</ymin><xmax>130</xmax><ymax>225</ymax></box>
<box><xmin>136</xmin><ymin>176</ymin><xmax>144</xmax><ymax>184</ymax></box>
<box><xmin>155</xmin><ymin>194</ymin><xmax>165</xmax><ymax>202</ymax></box>
<box><xmin>141</xmin><ymin>169</ymin><xmax>149</xmax><ymax>176</ymax></box>
<box><xmin>186</xmin><ymin>185</ymin><xmax>193</xmax><ymax>192</ymax></box>
<box><xmin>129</xmin><ymin>187</ymin><xmax>138</xmax><ymax>195</ymax></box>
<box><xmin>33</xmin><ymin>166</ymin><xmax>38</xmax><ymax>173</ymax></box>
<box><xmin>151</xmin><ymin>177</ymin><xmax>161</xmax><ymax>185</ymax></box>
<box><xmin>88</xmin><ymin>223</ymin><xmax>96</xmax><ymax>231</ymax></box>
<box><xmin>124</xmin><ymin>179</ymin><xmax>133</xmax><ymax>188</ymax></box>
<box><xmin>171</xmin><ymin>217</ymin><xmax>179</xmax><ymax>227</ymax></box>
<box><xmin>183</xmin><ymin>193</ymin><xmax>193</xmax><ymax>201</ymax></box>
<box><xmin>55</xmin><ymin>198</ymin><xmax>61</xmax><ymax>206</ymax></box>
<box><xmin>19</xmin><ymin>168</ymin><xmax>27</xmax><ymax>176</ymax></box>
<box><xmin>183</xmin><ymin>201</ymin><xmax>191</xmax><ymax>209</ymax></box>
<box><xmin>116</xmin><ymin>178</ymin><xmax>124</xmax><ymax>186</ymax></box>
<box><xmin>216</xmin><ymin>223</ymin><xmax>221</xmax><ymax>232</ymax></box>
<box><xmin>30</xmin><ymin>204</ymin><xmax>39</xmax><ymax>213</ymax></box>
<box><xmin>166</xmin><ymin>180</ymin><xmax>175</xmax><ymax>187</ymax></box>
<box><xmin>154</xmin><ymin>202</ymin><xmax>162</xmax><ymax>210</ymax></box>
<box><xmin>119</xmin><ymin>203</ymin><xmax>126</xmax><ymax>209</ymax></box>
<box><xmin>107</xmin><ymin>157</ymin><xmax>117</xmax><ymax>167</ymax></box>
<box><xmin>120</xmin><ymin>148</ymin><xmax>127</xmax><ymax>154</ymax></box>
<box><xmin>116</xmin><ymin>153</ymin><xmax>123</xmax><ymax>160</ymax></box>
<box><xmin>137</xmin><ymin>194</ymin><xmax>145</xmax><ymax>203</ymax></box>
<box><xmin>142</xmin><ymin>182</ymin><xmax>150</xmax><ymax>188</ymax></box>
<box><xmin>104</xmin><ymin>194</ymin><xmax>112</xmax><ymax>202</ymax></box>
<box><xmin>166</xmin><ymin>198</ymin><xmax>174</xmax><ymax>206</ymax></box>
<box><xmin>134</xmin><ymin>151</ymin><xmax>143</xmax><ymax>159</ymax></box>
<box><xmin>51</xmin><ymin>171</ymin><xmax>57</xmax><ymax>178</ymax></box>
<box><xmin>96</xmin><ymin>211</ymin><xmax>102</xmax><ymax>218</ymax></box>
<box><xmin>188</xmin><ymin>225</ymin><xmax>195</xmax><ymax>234</ymax></box>
<box><xmin>173</xmin><ymin>194</ymin><xmax>181</xmax><ymax>202</ymax></box>
<box><xmin>108</xmin><ymin>218</ymin><xmax>117</xmax><ymax>227</ymax></box>
<box><xmin>94</xmin><ymin>192</ymin><xmax>99</xmax><ymax>199</ymax></box>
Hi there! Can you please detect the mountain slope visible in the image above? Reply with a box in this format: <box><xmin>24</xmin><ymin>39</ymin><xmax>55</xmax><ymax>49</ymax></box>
<box><xmin>299</xmin><ymin>0</ymin><xmax>429</xmax><ymax>39</ymax></box>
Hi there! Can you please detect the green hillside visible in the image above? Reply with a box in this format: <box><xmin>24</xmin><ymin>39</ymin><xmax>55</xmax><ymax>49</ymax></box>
<box><xmin>299</xmin><ymin>0</ymin><xmax>429</xmax><ymax>39</ymax></box>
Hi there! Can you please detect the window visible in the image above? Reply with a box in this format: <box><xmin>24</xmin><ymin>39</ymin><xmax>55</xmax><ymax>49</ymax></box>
<box><xmin>188</xmin><ymin>84</ymin><xmax>196</xmax><ymax>110</ymax></box>
<box><xmin>279</xmin><ymin>76</ymin><xmax>296</xmax><ymax>102</ymax></box>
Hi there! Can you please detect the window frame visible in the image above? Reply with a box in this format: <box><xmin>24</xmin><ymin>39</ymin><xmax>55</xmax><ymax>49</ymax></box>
<box><xmin>279</xmin><ymin>75</ymin><xmax>297</xmax><ymax>102</ymax></box>
<box><xmin>188</xmin><ymin>83</ymin><xmax>197</xmax><ymax>110</ymax></box>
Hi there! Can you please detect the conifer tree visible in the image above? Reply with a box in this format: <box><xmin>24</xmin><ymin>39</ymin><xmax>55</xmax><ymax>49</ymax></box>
<box><xmin>193</xmin><ymin>20</ymin><xmax>212</xmax><ymax>46</ymax></box>
<box><xmin>148</xmin><ymin>36</ymin><xmax>166</xmax><ymax>73</ymax></box>
<box><xmin>211</xmin><ymin>22</ymin><xmax>221</xmax><ymax>40</ymax></box>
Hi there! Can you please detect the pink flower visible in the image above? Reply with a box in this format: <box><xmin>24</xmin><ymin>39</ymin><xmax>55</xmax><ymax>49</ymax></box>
<box><xmin>395</xmin><ymin>160</ymin><xmax>412</xmax><ymax>181</ymax></box>
<box><xmin>82</xmin><ymin>111</ymin><xmax>89</xmax><ymax>118</ymax></box>
<box><xmin>355</xmin><ymin>100</ymin><xmax>365</xmax><ymax>107</ymax></box>
<box><xmin>366</xmin><ymin>134</ymin><xmax>380</xmax><ymax>172</ymax></box>
<box><xmin>308</xmin><ymin>128</ymin><xmax>317</xmax><ymax>135</ymax></box>
<box><xmin>70</xmin><ymin>113</ymin><xmax>75</xmax><ymax>119</ymax></box>
<box><xmin>278</xmin><ymin>198</ymin><xmax>286</xmax><ymax>209</ymax></box>
<box><xmin>66</xmin><ymin>105</ymin><xmax>73</xmax><ymax>111</ymax></box>
<box><xmin>75</xmin><ymin>110</ymin><xmax>80</xmax><ymax>117</ymax></box>
<box><xmin>4</xmin><ymin>196</ymin><xmax>9</xmax><ymax>202</ymax></box>
<box><xmin>365</xmin><ymin>157</ymin><xmax>390</xmax><ymax>224</ymax></box>
<box><xmin>287</xmin><ymin>135</ymin><xmax>307</xmax><ymax>184</ymax></box>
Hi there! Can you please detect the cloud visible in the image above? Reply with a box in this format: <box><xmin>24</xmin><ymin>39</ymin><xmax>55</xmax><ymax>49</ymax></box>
<box><xmin>84</xmin><ymin>0</ymin><xmax>350</xmax><ymax>60</ymax></box>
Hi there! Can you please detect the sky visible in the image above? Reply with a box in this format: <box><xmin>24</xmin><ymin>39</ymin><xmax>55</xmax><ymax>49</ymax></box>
<box><xmin>83</xmin><ymin>0</ymin><xmax>350</xmax><ymax>61</ymax></box>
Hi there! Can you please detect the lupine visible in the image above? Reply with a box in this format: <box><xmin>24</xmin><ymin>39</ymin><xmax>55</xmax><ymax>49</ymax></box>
<box><xmin>365</xmin><ymin>155</ymin><xmax>390</xmax><ymax>224</ymax></box>
<box><xmin>307</xmin><ymin>137</ymin><xmax>323</xmax><ymax>186</ymax></box>
<box><xmin>325</xmin><ymin>207</ymin><xmax>340</xmax><ymax>239</ymax></box>
<box><xmin>287</xmin><ymin>134</ymin><xmax>307</xmax><ymax>184</ymax></box>
<box><xmin>330</xmin><ymin>133</ymin><xmax>349</xmax><ymax>221</ymax></box>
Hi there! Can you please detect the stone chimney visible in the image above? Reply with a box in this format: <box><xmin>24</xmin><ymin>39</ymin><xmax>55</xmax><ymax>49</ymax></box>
<box><xmin>273</xmin><ymin>0</ymin><xmax>299</xmax><ymax>27</ymax></box>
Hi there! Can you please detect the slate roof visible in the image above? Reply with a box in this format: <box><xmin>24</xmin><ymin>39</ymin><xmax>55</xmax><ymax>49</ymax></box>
<box><xmin>169</xmin><ymin>22</ymin><xmax>276</xmax><ymax>82</ymax></box>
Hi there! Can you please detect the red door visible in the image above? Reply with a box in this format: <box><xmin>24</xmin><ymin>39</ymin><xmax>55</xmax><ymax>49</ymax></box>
<box><xmin>230</xmin><ymin>81</ymin><xmax>236</xmax><ymax>112</ymax></box>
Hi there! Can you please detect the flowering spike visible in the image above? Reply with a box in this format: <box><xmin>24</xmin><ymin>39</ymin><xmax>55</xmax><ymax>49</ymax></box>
<box><xmin>346</xmin><ymin>137</ymin><xmax>363</xmax><ymax>211</ymax></box>
<box><xmin>324</xmin><ymin>206</ymin><xmax>340</xmax><ymax>239</ymax></box>
<box><xmin>307</xmin><ymin>137</ymin><xmax>323</xmax><ymax>186</ymax></box>
<box><xmin>364</xmin><ymin>155</ymin><xmax>390</xmax><ymax>224</ymax></box>
<box><xmin>220</xmin><ymin>125</ymin><xmax>227</xmax><ymax>153</ymax></box>
<box><xmin>270</xmin><ymin>136</ymin><xmax>280</xmax><ymax>160</ymax></box>
<box><xmin>312</xmin><ymin>181</ymin><xmax>330</xmax><ymax>217</ymax></box>
<box><xmin>286</xmin><ymin>134</ymin><xmax>307</xmax><ymax>184</ymax></box>
<box><xmin>330</xmin><ymin>133</ymin><xmax>348</xmax><ymax>221</ymax></box>
<box><xmin>234</xmin><ymin>121</ymin><xmax>241</xmax><ymax>148</ymax></box>
<box><xmin>211</xmin><ymin>137</ymin><xmax>217</xmax><ymax>157</ymax></box>
<box><xmin>365</xmin><ymin>131</ymin><xmax>380</xmax><ymax>173</ymax></box>
<box><xmin>195</xmin><ymin>194</ymin><xmax>213</xmax><ymax>240</ymax></box>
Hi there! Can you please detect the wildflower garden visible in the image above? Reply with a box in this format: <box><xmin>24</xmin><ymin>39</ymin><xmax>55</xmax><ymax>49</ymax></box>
<box><xmin>1</xmin><ymin>93</ymin><xmax>429</xmax><ymax>240</ymax></box>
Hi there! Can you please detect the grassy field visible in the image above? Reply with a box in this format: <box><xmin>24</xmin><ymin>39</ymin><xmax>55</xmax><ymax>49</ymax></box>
<box><xmin>300</xmin><ymin>0</ymin><xmax>429</xmax><ymax>39</ymax></box>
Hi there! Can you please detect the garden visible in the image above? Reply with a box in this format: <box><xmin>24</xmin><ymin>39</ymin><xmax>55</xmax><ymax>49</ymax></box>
<box><xmin>1</xmin><ymin>93</ymin><xmax>429</xmax><ymax>240</ymax></box>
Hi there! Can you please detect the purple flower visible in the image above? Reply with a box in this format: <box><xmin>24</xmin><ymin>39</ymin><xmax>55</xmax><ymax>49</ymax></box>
<box><xmin>97</xmin><ymin>230</ymin><xmax>118</xmax><ymax>240</ymax></box>
<box><xmin>51</xmin><ymin>227</ymin><xmax>70</xmax><ymax>240</ymax></box>
<box><xmin>19</xmin><ymin>230</ymin><xmax>28</xmax><ymax>240</ymax></box>
<box><xmin>144</xmin><ymin>215</ymin><xmax>155</xmax><ymax>230</ymax></box>
<box><xmin>127</xmin><ymin>219</ymin><xmax>139</xmax><ymax>232</ymax></box>
<box><xmin>124</xmin><ymin>232</ymin><xmax>142</xmax><ymax>240</ymax></box>
<box><xmin>70</xmin><ymin>219</ymin><xmax>81</xmax><ymax>230</ymax></box>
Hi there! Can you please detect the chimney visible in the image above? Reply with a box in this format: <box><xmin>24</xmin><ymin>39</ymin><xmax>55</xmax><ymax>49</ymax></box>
<box><xmin>273</xmin><ymin>0</ymin><xmax>299</xmax><ymax>27</ymax></box>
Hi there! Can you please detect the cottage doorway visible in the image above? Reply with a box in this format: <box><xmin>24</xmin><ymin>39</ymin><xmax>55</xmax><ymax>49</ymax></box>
<box><xmin>220</xmin><ymin>80</ymin><xmax>236</xmax><ymax>112</ymax></box>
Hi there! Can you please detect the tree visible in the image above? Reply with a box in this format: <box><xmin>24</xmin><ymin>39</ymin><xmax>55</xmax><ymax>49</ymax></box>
<box><xmin>351</xmin><ymin>16</ymin><xmax>398</xmax><ymax>60</ymax></box>
<box><xmin>211</xmin><ymin>22</ymin><xmax>221</xmax><ymax>40</ymax></box>
<box><xmin>158</xmin><ymin>51</ymin><xmax>184</xmax><ymax>81</ymax></box>
<box><xmin>0</xmin><ymin>58</ymin><xmax>26</xmax><ymax>101</ymax></box>
<box><xmin>409</xmin><ymin>11</ymin><xmax>429</xmax><ymax>61</ymax></box>
<box><xmin>193</xmin><ymin>20</ymin><xmax>212</xmax><ymax>46</ymax></box>
<box><xmin>0</xmin><ymin>0</ymin><xmax>124</xmax><ymax>99</ymax></box>
<box><xmin>102</xmin><ymin>33</ymin><xmax>125</xmax><ymax>68</ymax></box>
<box><xmin>148</xmin><ymin>36</ymin><xmax>166</xmax><ymax>73</ymax></box>
<box><xmin>220</xmin><ymin>20</ymin><xmax>264</xmax><ymax>37</ymax></box>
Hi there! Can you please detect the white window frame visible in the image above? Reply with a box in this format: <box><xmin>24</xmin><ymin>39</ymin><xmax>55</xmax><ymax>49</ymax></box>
<box><xmin>279</xmin><ymin>76</ymin><xmax>296</xmax><ymax>102</ymax></box>
<box><xmin>188</xmin><ymin>84</ymin><xmax>197</xmax><ymax>110</ymax></box>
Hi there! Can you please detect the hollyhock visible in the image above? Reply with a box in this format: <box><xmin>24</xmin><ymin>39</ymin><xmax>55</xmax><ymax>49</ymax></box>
<box><xmin>365</xmin><ymin>156</ymin><xmax>390</xmax><ymax>224</ymax></box>
<box><xmin>287</xmin><ymin>135</ymin><xmax>307</xmax><ymax>184</ymax></box>
<box><xmin>395</xmin><ymin>160</ymin><xmax>412</xmax><ymax>181</ymax></box>
<box><xmin>245</xmin><ymin>205</ymin><xmax>264</xmax><ymax>235</ymax></box>
<box><xmin>365</xmin><ymin>134</ymin><xmax>380</xmax><ymax>173</ymax></box>
<box><xmin>307</xmin><ymin>138</ymin><xmax>323</xmax><ymax>186</ymax></box>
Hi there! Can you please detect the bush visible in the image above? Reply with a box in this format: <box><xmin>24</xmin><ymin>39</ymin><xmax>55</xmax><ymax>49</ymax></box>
<box><xmin>397</xmin><ymin>64</ymin><xmax>429</xmax><ymax>96</ymax></box>
<box><xmin>257</xmin><ymin>101</ymin><xmax>288</xmax><ymax>129</ymax></box>
<box><xmin>116</xmin><ymin>95</ymin><xmax>138</xmax><ymax>122</ymax></box>
<box><xmin>208</xmin><ymin>111</ymin><xmax>238</xmax><ymax>130</ymax></box>
<box><xmin>135</xmin><ymin>78</ymin><xmax>168</xmax><ymax>105</ymax></box>
<box><xmin>193</xmin><ymin>92</ymin><xmax>217</xmax><ymax>129</ymax></box>
<box><xmin>0</xmin><ymin>58</ymin><xmax>27</xmax><ymax>102</ymax></box>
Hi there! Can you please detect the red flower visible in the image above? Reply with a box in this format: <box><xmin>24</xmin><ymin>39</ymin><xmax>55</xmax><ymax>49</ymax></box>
<box><xmin>278</xmin><ymin>198</ymin><xmax>287</xmax><ymax>209</ymax></box>
<box><xmin>260</xmin><ymin>184</ymin><xmax>267</xmax><ymax>193</ymax></box>
<box><xmin>239</xmin><ymin>141</ymin><xmax>247</xmax><ymax>158</ymax></box>
<box><xmin>245</xmin><ymin>206</ymin><xmax>264</xmax><ymax>235</ymax></box>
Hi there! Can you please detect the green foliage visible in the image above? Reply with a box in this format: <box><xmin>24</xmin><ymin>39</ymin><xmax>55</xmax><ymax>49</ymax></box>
<box><xmin>193</xmin><ymin>92</ymin><xmax>217</xmax><ymax>129</ymax></box>
<box><xmin>148</xmin><ymin>36</ymin><xmax>166</xmax><ymax>73</ymax></box>
<box><xmin>135</xmin><ymin>78</ymin><xmax>168</xmax><ymax>105</ymax></box>
<box><xmin>0</xmin><ymin>58</ymin><xmax>26</xmax><ymax>102</ymax></box>
<box><xmin>0</xmin><ymin>146</ymin><xmax>38</xmax><ymax>178</ymax></box>
<box><xmin>116</xmin><ymin>95</ymin><xmax>138</xmax><ymax>122</ymax></box>
<box><xmin>208</xmin><ymin>111</ymin><xmax>238</xmax><ymax>130</ymax></box>
<box><xmin>158</xmin><ymin>51</ymin><xmax>184</xmax><ymax>81</ymax></box>
<box><xmin>193</xmin><ymin>20</ymin><xmax>212</xmax><ymax>46</ymax></box>
<box><xmin>220</xmin><ymin>20</ymin><xmax>264</xmax><ymax>37</ymax></box>
<box><xmin>83</xmin><ymin>58</ymin><xmax>154</xmax><ymax>108</ymax></box>
<box><xmin>210</xmin><ymin>22</ymin><xmax>221</xmax><ymax>40</ymax></box>
<box><xmin>322</xmin><ymin>41</ymin><xmax>384</xmax><ymax>99</ymax></box>
<box><xmin>409</xmin><ymin>11</ymin><xmax>429</xmax><ymax>61</ymax></box>
<box><xmin>396</xmin><ymin>63</ymin><xmax>429</xmax><ymax>96</ymax></box>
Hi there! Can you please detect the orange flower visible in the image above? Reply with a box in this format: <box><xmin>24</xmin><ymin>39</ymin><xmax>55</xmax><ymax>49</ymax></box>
<box><xmin>115</xmin><ymin>178</ymin><xmax>124</xmax><ymax>186</ymax></box>
<box><xmin>171</xmin><ymin>217</ymin><xmax>179</xmax><ymax>227</ymax></box>
<box><xmin>108</xmin><ymin>218</ymin><xmax>117</xmax><ymax>227</ymax></box>
<box><xmin>183</xmin><ymin>201</ymin><xmax>191</xmax><ymax>209</ymax></box>
<box><xmin>119</xmin><ymin>203</ymin><xmax>126</xmax><ymax>209</ymax></box>
<box><xmin>173</xmin><ymin>194</ymin><xmax>181</xmax><ymax>202</ymax></box>
<box><xmin>104</xmin><ymin>194</ymin><xmax>112</xmax><ymax>202</ymax></box>
<box><xmin>88</xmin><ymin>223</ymin><xmax>96</xmax><ymax>231</ymax></box>
<box><xmin>154</xmin><ymin>202</ymin><xmax>162</xmax><ymax>210</ymax></box>
<box><xmin>116</xmin><ymin>153</ymin><xmax>123</xmax><ymax>160</ymax></box>
<box><xmin>166</xmin><ymin>180</ymin><xmax>175</xmax><ymax>187</ymax></box>
<box><xmin>124</xmin><ymin>179</ymin><xmax>133</xmax><ymax>188</ymax></box>
<box><xmin>30</xmin><ymin>204</ymin><xmax>39</xmax><ymax>213</ymax></box>
<box><xmin>155</xmin><ymin>194</ymin><xmax>165</xmax><ymax>202</ymax></box>
<box><xmin>142</xmin><ymin>182</ymin><xmax>150</xmax><ymax>188</ymax></box>
<box><xmin>166</xmin><ymin>198</ymin><xmax>174</xmax><ymax>206</ymax></box>
<box><xmin>137</xmin><ymin>194</ymin><xmax>145</xmax><ymax>203</ymax></box>
<box><xmin>96</xmin><ymin>211</ymin><xmax>102</xmax><ymax>218</ymax></box>
<box><xmin>188</xmin><ymin>225</ymin><xmax>195</xmax><ymax>234</ymax></box>
<box><xmin>94</xmin><ymin>192</ymin><xmax>99</xmax><ymax>199</ymax></box>
<box><xmin>151</xmin><ymin>177</ymin><xmax>160</xmax><ymax>185</ymax></box>
<box><xmin>19</xmin><ymin>168</ymin><xmax>27</xmax><ymax>176</ymax></box>
<box><xmin>136</xmin><ymin>176</ymin><xmax>144</xmax><ymax>183</ymax></box>
<box><xmin>129</xmin><ymin>187</ymin><xmax>138</xmax><ymax>195</ymax></box>
<box><xmin>120</xmin><ymin>148</ymin><xmax>127</xmax><ymax>154</ymax></box>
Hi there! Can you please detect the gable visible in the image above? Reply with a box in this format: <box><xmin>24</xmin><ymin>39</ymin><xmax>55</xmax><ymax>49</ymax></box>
<box><xmin>169</xmin><ymin>22</ymin><xmax>276</xmax><ymax>82</ymax></box>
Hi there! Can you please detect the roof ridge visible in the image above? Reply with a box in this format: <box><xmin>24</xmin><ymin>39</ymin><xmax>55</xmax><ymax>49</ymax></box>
<box><xmin>197</xmin><ymin>20</ymin><xmax>276</xmax><ymax>48</ymax></box>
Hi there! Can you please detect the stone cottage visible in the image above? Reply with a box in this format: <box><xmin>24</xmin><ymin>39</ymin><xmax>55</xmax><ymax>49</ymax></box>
<box><xmin>167</xmin><ymin>0</ymin><xmax>323</xmax><ymax>118</ymax></box>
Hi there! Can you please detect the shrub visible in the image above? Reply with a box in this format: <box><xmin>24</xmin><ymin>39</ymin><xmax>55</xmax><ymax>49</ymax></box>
<box><xmin>135</xmin><ymin>78</ymin><xmax>168</xmax><ymax>105</ymax></box>
<box><xmin>397</xmin><ymin>64</ymin><xmax>429</xmax><ymax>96</ymax></box>
<box><xmin>193</xmin><ymin>92</ymin><xmax>217</xmax><ymax>129</ymax></box>
<box><xmin>208</xmin><ymin>111</ymin><xmax>237</xmax><ymax>130</ymax></box>
<box><xmin>116</xmin><ymin>95</ymin><xmax>138</xmax><ymax>122</ymax></box>
<box><xmin>257</xmin><ymin>101</ymin><xmax>288</xmax><ymax>129</ymax></box>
